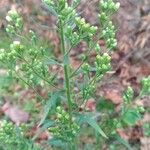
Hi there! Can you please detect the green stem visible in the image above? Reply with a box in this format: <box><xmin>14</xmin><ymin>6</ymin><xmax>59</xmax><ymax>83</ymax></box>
<box><xmin>14</xmin><ymin>70</ymin><xmax>44</xmax><ymax>101</ymax></box>
<box><xmin>59</xmin><ymin>20</ymin><xmax>72</xmax><ymax>127</ymax></box>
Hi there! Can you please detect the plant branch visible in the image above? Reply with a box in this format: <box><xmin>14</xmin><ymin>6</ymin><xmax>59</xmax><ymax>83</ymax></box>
<box><xmin>17</xmin><ymin>55</ymin><xmax>60</xmax><ymax>90</ymax></box>
<box><xmin>14</xmin><ymin>70</ymin><xmax>44</xmax><ymax>101</ymax></box>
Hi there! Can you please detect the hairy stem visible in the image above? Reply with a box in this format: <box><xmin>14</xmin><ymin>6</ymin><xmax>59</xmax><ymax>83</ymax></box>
<box><xmin>59</xmin><ymin>20</ymin><xmax>72</xmax><ymax>127</ymax></box>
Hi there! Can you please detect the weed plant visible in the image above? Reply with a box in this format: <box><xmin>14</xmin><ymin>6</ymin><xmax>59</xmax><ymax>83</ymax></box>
<box><xmin>0</xmin><ymin>0</ymin><xmax>149</xmax><ymax>150</ymax></box>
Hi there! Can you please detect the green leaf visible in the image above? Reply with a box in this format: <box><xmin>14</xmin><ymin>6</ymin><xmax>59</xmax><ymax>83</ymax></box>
<box><xmin>48</xmin><ymin>138</ymin><xmax>67</xmax><ymax>149</ymax></box>
<box><xmin>77</xmin><ymin>114</ymin><xmax>107</xmax><ymax>138</ymax></box>
<box><xmin>143</xmin><ymin>123</ymin><xmax>150</xmax><ymax>137</ymax></box>
<box><xmin>96</xmin><ymin>98</ymin><xmax>115</xmax><ymax>113</ymax></box>
<box><xmin>114</xmin><ymin>134</ymin><xmax>132</xmax><ymax>150</ymax></box>
<box><xmin>44</xmin><ymin>58</ymin><xmax>61</xmax><ymax>66</ymax></box>
<box><xmin>0</xmin><ymin>75</ymin><xmax>12</xmax><ymax>89</ymax></box>
<box><xmin>41</xmin><ymin>120</ymin><xmax>55</xmax><ymax>131</ymax></box>
<box><xmin>38</xmin><ymin>91</ymin><xmax>62</xmax><ymax>126</ymax></box>
<box><xmin>122</xmin><ymin>108</ymin><xmax>141</xmax><ymax>126</ymax></box>
<box><xmin>43</xmin><ymin>3</ymin><xmax>58</xmax><ymax>17</ymax></box>
<box><xmin>33</xmin><ymin>120</ymin><xmax>55</xmax><ymax>140</ymax></box>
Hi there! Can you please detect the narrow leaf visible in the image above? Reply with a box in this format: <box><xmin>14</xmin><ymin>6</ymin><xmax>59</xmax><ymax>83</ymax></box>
<box><xmin>77</xmin><ymin>114</ymin><xmax>107</xmax><ymax>138</ymax></box>
<box><xmin>33</xmin><ymin>120</ymin><xmax>55</xmax><ymax>140</ymax></box>
<box><xmin>42</xmin><ymin>3</ymin><xmax>58</xmax><ymax>17</ymax></box>
<box><xmin>38</xmin><ymin>91</ymin><xmax>61</xmax><ymax>126</ymax></box>
<box><xmin>114</xmin><ymin>134</ymin><xmax>132</xmax><ymax>150</ymax></box>
<box><xmin>44</xmin><ymin>58</ymin><xmax>61</xmax><ymax>66</ymax></box>
<box><xmin>40</xmin><ymin>120</ymin><xmax>55</xmax><ymax>132</ymax></box>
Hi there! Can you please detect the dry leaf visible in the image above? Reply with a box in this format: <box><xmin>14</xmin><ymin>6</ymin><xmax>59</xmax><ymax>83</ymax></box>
<box><xmin>85</xmin><ymin>98</ymin><xmax>96</xmax><ymax>111</ymax></box>
<box><xmin>2</xmin><ymin>102</ymin><xmax>29</xmax><ymax>125</ymax></box>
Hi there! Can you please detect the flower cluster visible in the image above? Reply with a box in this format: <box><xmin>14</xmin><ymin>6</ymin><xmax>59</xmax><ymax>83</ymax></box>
<box><xmin>65</xmin><ymin>26</ymin><xmax>80</xmax><ymax>46</ymax></box>
<box><xmin>49</xmin><ymin>106</ymin><xmax>80</xmax><ymax>141</ymax></box>
<box><xmin>100</xmin><ymin>0</ymin><xmax>120</xmax><ymax>12</ymax></box>
<box><xmin>43</xmin><ymin>0</ymin><xmax>76</xmax><ymax>21</ymax></box>
<box><xmin>0</xmin><ymin>41</ymin><xmax>24</xmax><ymax>63</ymax></box>
<box><xmin>0</xmin><ymin>39</ymin><xmax>49</xmax><ymax>86</ymax></box>
<box><xmin>67</xmin><ymin>18</ymin><xmax>97</xmax><ymax>45</ymax></box>
<box><xmin>20</xmin><ymin>61</ymin><xmax>49</xmax><ymax>85</ymax></box>
<box><xmin>95</xmin><ymin>53</ymin><xmax>111</xmax><ymax>76</ymax></box>
<box><xmin>43</xmin><ymin>0</ymin><xmax>98</xmax><ymax>45</ymax></box>
<box><xmin>121</xmin><ymin>87</ymin><xmax>145</xmax><ymax>126</ymax></box>
<box><xmin>75</xmin><ymin>17</ymin><xmax>98</xmax><ymax>38</ymax></box>
<box><xmin>99</xmin><ymin>0</ymin><xmax>120</xmax><ymax>50</ymax></box>
<box><xmin>59</xmin><ymin>4</ymin><xmax>76</xmax><ymax>21</ymax></box>
<box><xmin>83</xmin><ymin>84</ymin><xmax>95</xmax><ymax>99</ymax></box>
<box><xmin>101</xmin><ymin>21</ymin><xmax>117</xmax><ymax>49</ymax></box>
<box><xmin>0</xmin><ymin>120</ymin><xmax>23</xmax><ymax>145</ymax></box>
<box><xmin>81</xmin><ymin>63</ymin><xmax>90</xmax><ymax>74</ymax></box>
<box><xmin>5</xmin><ymin>10</ymin><xmax>23</xmax><ymax>34</ymax></box>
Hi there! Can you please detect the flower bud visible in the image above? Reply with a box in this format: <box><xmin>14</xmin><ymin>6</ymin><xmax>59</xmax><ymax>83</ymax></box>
<box><xmin>6</xmin><ymin>15</ymin><xmax>12</xmax><ymax>22</ymax></box>
<box><xmin>114</xmin><ymin>2</ymin><xmax>120</xmax><ymax>11</ymax></box>
<box><xmin>56</xmin><ymin>106</ymin><xmax>62</xmax><ymax>113</ymax></box>
<box><xmin>99</xmin><ymin>12</ymin><xmax>108</xmax><ymax>21</ymax></box>
<box><xmin>90</xmin><ymin>26</ymin><xmax>98</xmax><ymax>33</ymax></box>
<box><xmin>82</xmin><ymin>63</ymin><xmax>90</xmax><ymax>74</ymax></box>
<box><xmin>137</xmin><ymin>106</ymin><xmax>145</xmax><ymax>113</ymax></box>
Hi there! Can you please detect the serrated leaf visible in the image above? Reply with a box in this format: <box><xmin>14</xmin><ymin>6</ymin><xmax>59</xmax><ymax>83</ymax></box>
<box><xmin>114</xmin><ymin>134</ymin><xmax>132</xmax><ymax>150</ymax></box>
<box><xmin>77</xmin><ymin>114</ymin><xmax>107</xmax><ymax>138</ymax></box>
<box><xmin>38</xmin><ymin>91</ymin><xmax>62</xmax><ymax>126</ymax></box>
